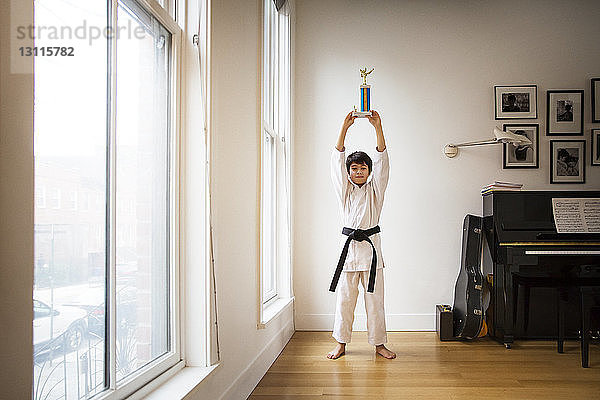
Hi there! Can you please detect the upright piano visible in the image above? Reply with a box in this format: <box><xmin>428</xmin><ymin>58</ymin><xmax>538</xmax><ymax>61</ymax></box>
<box><xmin>483</xmin><ymin>191</ymin><xmax>600</xmax><ymax>348</ymax></box>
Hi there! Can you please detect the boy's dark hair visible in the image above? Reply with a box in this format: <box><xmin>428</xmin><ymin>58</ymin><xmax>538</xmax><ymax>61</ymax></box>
<box><xmin>346</xmin><ymin>151</ymin><xmax>372</xmax><ymax>174</ymax></box>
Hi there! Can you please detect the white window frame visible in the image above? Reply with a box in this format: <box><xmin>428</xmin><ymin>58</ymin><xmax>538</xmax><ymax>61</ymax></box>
<box><xmin>50</xmin><ymin>188</ymin><xmax>61</xmax><ymax>209</ymax></box>
<box><xmin>259</xmin><ymin>0</ymin><xmax>293</xmax><ymax>328</ymax></box>
<box><xmin>36</xmin><ymin>185</ymin><xmax>46</xmax><ymax>209</ymax></box>
<box><xmin>68</xmin><ymin>190</ymin><xmax>78</xmax><ymax>211</ymax></box>
<box><xmin>93</xmin><ymin>0</ymin><xmax>183</xmax><ymax>399</ymax></box>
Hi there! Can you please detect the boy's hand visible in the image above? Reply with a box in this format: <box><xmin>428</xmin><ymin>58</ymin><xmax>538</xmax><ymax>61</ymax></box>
<box><xmin>342</xmin><ymin>111</ymin><xmax>356</xmax><ymax>131</ymax></box>
<box><xmin>367</xmin><ymin>110</ymin><xmax>382</xmax><ymax>130</ymax></box>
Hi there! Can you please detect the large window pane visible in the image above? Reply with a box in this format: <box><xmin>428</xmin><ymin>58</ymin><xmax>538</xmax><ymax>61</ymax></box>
<box><xmin>33</xmin><ymin>0</ymin><xmax>108</xmax><ymax>399</ymax></box>
<box><xmin>261</xmin><ymin>0</ymin><xmax>284</xmax><ymax>308</ymax></box>
<box><xmin>262</xmin><ymin>131</ymin><xmax>276</xmax><ymax>304</ymax></box>
<box><xmin>34</xmin><ymin>0</ymin><xmax>176</xmax><ymax>396</ymax></box>
<box><xmin>115</xmin><ymin>0</ymin><xmax>172</xmax><ymax>381</ymax></box>
<box><xmin>260</xmin><ymin>0</ymin><xmax>291</xmax><ymax>315</ymax></box>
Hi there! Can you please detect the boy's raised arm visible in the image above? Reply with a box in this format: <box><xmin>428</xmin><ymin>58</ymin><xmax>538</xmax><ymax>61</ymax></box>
<box><xmin>336</xmin><ymin>111</ymin><xmax>355</xmax><ymax>152</ymax></box>
<box><xmin>367</xmin><ymin>110</ymin><xmax>386</xmax><ymax>152</ymax></box>
<box><xmin>331</xmin><ymin>112</ymin><xmax>355</xmax><ymax>206</ymax></box>
<box><xmin>368</xmin><ymin>111</ymin><xmax>389</xmax><ymax>195</ymax></box>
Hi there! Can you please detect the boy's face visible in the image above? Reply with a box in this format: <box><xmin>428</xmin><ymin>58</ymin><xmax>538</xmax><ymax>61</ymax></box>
<box><xmin>349</xmin><ymin>162</ymin><xmax>369</xmax><ymax>185</ymax></box>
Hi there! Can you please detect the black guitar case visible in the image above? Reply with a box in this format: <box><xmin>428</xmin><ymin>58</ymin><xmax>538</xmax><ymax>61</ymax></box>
<box><xmin>452</xmin><ymin>214</ymin><xmax>484</xmax><ymax>339</ymax></box>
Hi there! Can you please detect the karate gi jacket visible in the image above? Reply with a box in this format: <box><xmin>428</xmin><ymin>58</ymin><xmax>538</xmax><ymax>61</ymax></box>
<box><xmin>330</xmin><ymin>147</ymin><xmax>390</xmax><ymax>272</ymax></box>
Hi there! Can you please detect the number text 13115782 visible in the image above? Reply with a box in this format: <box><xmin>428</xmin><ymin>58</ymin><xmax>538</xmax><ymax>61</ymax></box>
<box><xmin>19</xmin><ymin>47</ymin><xmax>75</xmax><ymax>56</ymax></box>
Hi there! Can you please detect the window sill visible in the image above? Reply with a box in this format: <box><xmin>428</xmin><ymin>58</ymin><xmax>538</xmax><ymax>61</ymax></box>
<box><xmin>258</xmin><ymin>296</ymin><xmax>294</xmax><ymax>329</ymax></box>
<box><xmin>138</xmin><ymin>363</ymin><xmax>220</xmax><ymax>400</ymax></box>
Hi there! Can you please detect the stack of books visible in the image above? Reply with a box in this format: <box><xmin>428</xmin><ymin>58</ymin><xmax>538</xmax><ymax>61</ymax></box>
<box><xmin>481</xmin><ymin>181</ymin><xmax>523</xmax><ymax>196</ymax></box>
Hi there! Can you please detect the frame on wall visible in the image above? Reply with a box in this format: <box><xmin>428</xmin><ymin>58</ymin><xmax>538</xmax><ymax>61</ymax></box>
<box><xmin>592</xmin><ymin>129</ymin><xmax>600</xmax><ymax>166</ymax></box>
<box><xmin>502</xmin><ymin>124</ymin><xmax>539</xmax><ymax>169</ymax></box>
<box><xmin>592</xmin><ymin>78</ymin><xmax>600</xmax><ymax>123</ymax></box>
<box><xmin>550</xmin><ymin>140</ymin><xmax>586</xmax><ymax>184</ymax></box>
<box><xmin>546</xmin><ymin>90</ymin><xmax>584</xmax><ymax>135</ymax></box>
<box><xmin>494</xmin><ymin>85</ymin><xmax>537</xmax><ymax>119</ymax></box>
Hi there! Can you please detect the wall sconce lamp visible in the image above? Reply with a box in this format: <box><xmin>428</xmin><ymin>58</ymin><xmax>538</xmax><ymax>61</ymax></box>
<box><xmin>444</xmin><ymin>127</ymin><xmax>532</xmax><ymax>158</ymax></box>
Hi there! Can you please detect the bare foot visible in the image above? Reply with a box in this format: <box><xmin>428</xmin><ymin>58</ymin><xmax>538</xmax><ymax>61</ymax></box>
<box><xmin>375</xmin><ymin>344</ymin><xmax>396</xmax><ymax>359</ymax></box>
<box><xmin>326</xmin><ymin>342</ymin><xmax>346</xmax><ymax>359</ymax></box>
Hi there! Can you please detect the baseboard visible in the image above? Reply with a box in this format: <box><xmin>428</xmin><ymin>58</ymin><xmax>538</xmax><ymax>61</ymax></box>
<box><xmin>295</xmin><ymin>313</ymin><xmax>436</xmax><ymax>331</ymax></box>
<box><xmin>218</xmin><ymin>315</ymin><xmax>294</xmax><ymax>400</ymax></box>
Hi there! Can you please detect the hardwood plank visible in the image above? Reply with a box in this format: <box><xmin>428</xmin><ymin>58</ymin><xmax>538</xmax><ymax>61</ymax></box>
<box><xmin>249</xmin><ymin>332</ymin><xmax>600</xmax><ymax>399</ymax></box>
<box><xmin>250</xmin><ymin>387</ymin><xmax>323</xmax><ymax>396</ymax></box>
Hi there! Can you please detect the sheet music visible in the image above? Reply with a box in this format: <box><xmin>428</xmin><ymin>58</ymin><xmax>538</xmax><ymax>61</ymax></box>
<box><xmin>552</xmin><ymin>198</ymin><xmax>600</xmax><ymax>233</ymax></box>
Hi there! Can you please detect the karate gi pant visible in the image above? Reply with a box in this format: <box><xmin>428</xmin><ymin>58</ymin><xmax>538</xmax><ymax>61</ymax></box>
<box><xmin>332</xmin><ymin>268</ymin><xmax>387</xmax><ymax>346</ymax></box>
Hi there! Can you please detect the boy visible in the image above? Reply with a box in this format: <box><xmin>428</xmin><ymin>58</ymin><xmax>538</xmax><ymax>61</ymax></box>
<box><xmin>327</xmin><ymin>110</ymin><xmax>396</xmax><ymax>360</ymax></box>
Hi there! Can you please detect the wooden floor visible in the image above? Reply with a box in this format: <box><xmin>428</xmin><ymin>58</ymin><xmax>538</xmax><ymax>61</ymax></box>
<box><xmin>249</xmin><ymin>331</ymin><xmax>600</xmax><ymax>399</ymax></box>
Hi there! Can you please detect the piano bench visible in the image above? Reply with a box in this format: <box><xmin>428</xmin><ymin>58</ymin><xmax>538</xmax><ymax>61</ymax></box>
<box><xmin>513</xmin><ymin>271</ymin><xmax>600</xmax><ymax>333</ymax></box>
<box><xmin>557</xmin><ymin>285</ymin><xmax>600</xmax><ymax>368</ymax></box>
<box><xmin>512</xmin><ymin>274</ymin><xmax>565</xmax><ymax>332</ymax></box>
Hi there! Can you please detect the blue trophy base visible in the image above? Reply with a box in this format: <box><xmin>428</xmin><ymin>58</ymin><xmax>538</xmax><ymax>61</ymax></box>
<box><xmin>352</xmin><ymin>110</ymin><xmax>372</xmax><ymax>118</ymax></box>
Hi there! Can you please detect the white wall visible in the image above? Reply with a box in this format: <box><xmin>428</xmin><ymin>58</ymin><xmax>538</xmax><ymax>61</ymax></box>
<box><xmin>293</xmin><ymin>0</ymin><xmax>600</xmax><ymax>332</ymax></box>
<box><xmin>186</xmin><ymin>0</ymin><xmax>294</xmax><ymax>399</ymax></box>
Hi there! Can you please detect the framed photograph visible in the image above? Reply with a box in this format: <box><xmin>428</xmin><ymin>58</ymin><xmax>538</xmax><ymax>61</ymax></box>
<box><xmin>494</xmin><ymin>85</ymin><xmax>537</xmax><ymax>119</ymax></box>
<box><xmin>592</xmin><ymin>78</ymin><xmax>600</xmax><ymax>123</ymax></box>
<box><xmin>546</xmin><ymin>90</ymin><xmax>584</xmax><ymax>135</ymax></box>
<box><xmin>502</xmin><ymin>124</ymin><xmax>539</xmax><ymax>168</ymax></box>
<box><xmin>550</xmin><ymin>140</ymin><xmax>585</xmax><ymax>184</ymax></box>
<box><xmin>592</xmin><ymin>129</ymin><xmax>600</xmax><ymax>166</ymax></box>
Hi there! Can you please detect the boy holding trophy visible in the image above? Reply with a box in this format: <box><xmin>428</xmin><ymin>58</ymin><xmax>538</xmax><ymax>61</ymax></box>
<box><xmin>327</xmin><ymin>108</ymin><xmax>395</xmax><ymax>360</ymax></box>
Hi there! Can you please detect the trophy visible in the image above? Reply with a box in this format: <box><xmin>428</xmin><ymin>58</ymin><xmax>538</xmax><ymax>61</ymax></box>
<box><xmin>352</xmin><ymin>67</ymin><xmax>374</xmax><ymax>118</ymax></box>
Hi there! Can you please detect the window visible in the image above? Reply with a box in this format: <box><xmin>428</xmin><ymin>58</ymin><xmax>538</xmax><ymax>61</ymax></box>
<box><xmin>33</xmin><ymin>0</ymin><xmax>181</xmax><ymax>399</ymax></box>
<box><xmin>49</xmin><ymin>188</ymin><xmax>61</xmax><ymax>209</ymax></box>
<box><xmin>35</xmin><ymin>185</ymin><xmax>46</xmax><ymax>209</ymax></box>
<box><xmin>260</xmin><ymin>0</ymin><xmax>292</xmax><ymax>320</ymax></box>
<box><xmin>68</xmin><ymin>191</ymin><xmax>78</xmax><ymax>211</ymax></box>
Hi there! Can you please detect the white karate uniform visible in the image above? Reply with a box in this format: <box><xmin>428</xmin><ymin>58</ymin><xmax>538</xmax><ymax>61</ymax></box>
<box><xmin>330</xmin><ymin>147</ymin><xmax>390</xmax><ymax>345</ymax></box>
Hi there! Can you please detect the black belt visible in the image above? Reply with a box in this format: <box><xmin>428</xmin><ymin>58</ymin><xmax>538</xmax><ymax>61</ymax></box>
<box><xmin>329</xmin><ymin>225</ymin><xmax>381</xmax><ymax>293</ymax></box>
